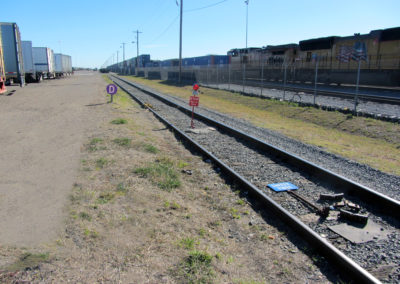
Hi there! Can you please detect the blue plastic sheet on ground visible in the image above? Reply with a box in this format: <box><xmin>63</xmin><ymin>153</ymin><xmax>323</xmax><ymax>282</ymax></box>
<box><xmin>267</xmin><ymin>182</ymin><xmax>298</xmax><ymax>192</ymax></box>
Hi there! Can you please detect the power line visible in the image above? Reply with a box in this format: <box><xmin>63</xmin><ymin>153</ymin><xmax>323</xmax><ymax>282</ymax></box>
<box><xmin>149</xmin><ymin>15</ymin><xmax>179</xmax><ymax>43</ymax></box>
<box><xmin>147</xmin><ymin>0</ymin><xmax>228</xmax><ymax>44</ymax></box>
<box><xmin>185</xmin><ymin>0</ymin><xmax>228</xmax><ymax>13</ymax></box>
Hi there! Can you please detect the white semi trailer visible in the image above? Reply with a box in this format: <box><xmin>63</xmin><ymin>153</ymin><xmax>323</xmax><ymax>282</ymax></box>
<box><xmin>32</xmin><ymin>47</ymin><xmax>55</xmax><ymax>79</ymax></box>
<box><xmin>54</xmin><ymin>53</ymin><xmax>72</xmax><ymax>77</ymax></box>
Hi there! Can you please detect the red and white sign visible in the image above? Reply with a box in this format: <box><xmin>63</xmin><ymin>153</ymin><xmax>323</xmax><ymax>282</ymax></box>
<box><xmin>189</xmin><ymin>96</ymin><xmax>199</xmax><ymax>107</ymax></box>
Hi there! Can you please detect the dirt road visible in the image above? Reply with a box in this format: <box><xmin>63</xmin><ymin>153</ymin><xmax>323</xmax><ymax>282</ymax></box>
<box><xmin>0</xmin><ymin>72</ymin><xmax>107</xmax><ymax>246</ymax></box>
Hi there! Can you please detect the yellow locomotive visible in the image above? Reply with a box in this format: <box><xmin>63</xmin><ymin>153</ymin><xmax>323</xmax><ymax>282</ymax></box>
<box><xmin>228</xmin><ymin>27</ymin><xmax>400</xmax><ymax>86</ymax></box>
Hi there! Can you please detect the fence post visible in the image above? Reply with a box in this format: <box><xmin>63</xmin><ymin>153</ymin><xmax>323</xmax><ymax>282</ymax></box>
<box><xmin>242</xmin><ymin>63</ymin><xmax>246</xmax><ymax>93</ymax></box>
<box><xmin>354</xmin><ymin>60</ymin><xmax>361</xmax><ymax>113</ymax></box>
<box><xmin>313</xmin><ymin>58</ymin><xmax>319</xmax><ymax>105</ymax></box>
<box><xmin>217</xmin><ymin>64</ymin><xmax>219</xmax><ymax>88</ymax></box>
<box><xmin>228</xmin><ymin>63</ymin><xmax>231</xmax><ymax>90</ymax></box>
<box><xmin>206</xmin><ymin>65</ymin><xmax>210</xmax><ymax>86</ymax></box>
<box><xmin>283</xmin><ymin>63</ymin><xmax>287</xmax><ymax>100</ymax></box>
<box><xmin>260</xmin><ymin>55</ymin><xmax>264</xmax><ymax>96</ymax></box>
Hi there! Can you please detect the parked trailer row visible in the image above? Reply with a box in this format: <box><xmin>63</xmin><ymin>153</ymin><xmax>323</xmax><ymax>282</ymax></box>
<box><xmin>0</xmin><ymin>22</ymin><xmax>72</xmax><ymax>87</ymax></box>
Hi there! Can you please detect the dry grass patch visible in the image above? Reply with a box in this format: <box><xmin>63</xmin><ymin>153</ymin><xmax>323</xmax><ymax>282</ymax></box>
<box><xmin>123</xmin><ymin>75</ymin><xmax>400</xmax><ymax>176</ymax></box>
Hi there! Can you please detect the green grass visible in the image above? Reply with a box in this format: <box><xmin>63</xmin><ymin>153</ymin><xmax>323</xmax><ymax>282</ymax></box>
<box><xmin>88</xmin><ymin>138</ymin><xmax>104</xmax><ymax>152</ymax></box>
<box><xmin>143</xmin><ymin>143</ymin><xmax>159</xmax><ymax>153</ymax></box>
<box><xmin>5</xmin><ymin>252</ymin><xmax>49</xmax><ymax>272</ymax></box>
<box><xmin>110</xmin><ymin>118</ymin><xmax>128</xmax><ymax>125</ymax></box>
<box><xmin>113</xmin><ymin>137</ymin><xmax>131</xmax><ymax>146</ymax></box>
<box><xmin>97</xmin><ymin>192</ymin><xmax>115</xmax><ymax>204</ymax></box>
<box><xmin>179</xmin><ymin>237</ymin><xmax>199</xmax><ymax>250</ymax></box>
<box><xmin>116</xmin><ymin>182</ymin><xmax>127</xmax><ymax>193</ymax></box>
<box><xmin>96</xmin><ymin>157</ymin><xmax>108</xmax><ymax>168</ymax></box>
<box><xmin>79</xmin><ymin>211</ymin><xmax>92</xmax><ymax>221</ymax></box>
<box><xmin>133</xmin><ymin>158</ymin><xmax>181</xmax><ymax>191</ymax></box>
<box><xmin>177</xmin><ymin>250</ymin><xmax>214</xmax><ymax>283</ymax></box>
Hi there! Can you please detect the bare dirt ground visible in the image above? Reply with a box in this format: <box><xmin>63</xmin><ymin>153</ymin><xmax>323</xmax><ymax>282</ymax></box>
<box><xmin>0</xmin><ymin>74</ymin><xmax>339</xmax><ymax>283</ymax></box>
<box><xmin>0</xmin><ymin>72</ymin><xmax>106</xmax><ymax>246</ymax></box>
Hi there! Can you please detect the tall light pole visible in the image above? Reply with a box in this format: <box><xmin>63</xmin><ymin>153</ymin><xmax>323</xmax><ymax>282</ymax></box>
<box><xmin>243</xmin><ymin>0</ymin><xmax>249</xmax><ymax>93</ymax></box>
<box><xmin>133</xmin><ymin>30</ymin><xmax>142</xmax><ymax>74</ymax></box>
<box><xmin>245</xmin><ymin>0</ymin><xmax>249</xmax><ymax>49</ymax></box>
<box><xmin>179</xmin><ymin>0</ymin><xmax>183</xmax><ymax>83</ymax></box>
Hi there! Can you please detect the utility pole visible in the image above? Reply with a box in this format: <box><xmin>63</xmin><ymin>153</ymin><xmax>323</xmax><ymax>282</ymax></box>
<box><xmin>133</xmin><ymin>30</ymin><xmax>142</xmax><ymax>74</ymax></box>
<box><xmin>121</xmin><ymin>43</ymin><xmax>126</xmax><ymax>62</ymax></box>
<box><xmin>116</xmin><ymin>50</ymin><xmax>119</xmax><ymax>73</ymax></box>
<box><xmin>179</xmin><ymin>0</ymin><xmax>183</xmax><ymax>84</ymax></box>
<box><xmin>121</xmin><ymin>42</ymin><xmax>126</xmax><ymax>74</ymax></box>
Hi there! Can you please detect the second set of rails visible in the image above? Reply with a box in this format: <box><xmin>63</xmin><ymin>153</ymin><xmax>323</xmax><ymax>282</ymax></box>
<box><xmin>109</xmin><ymin>74</ymin><xmax>400</xmax><ymax>283</ymax></box>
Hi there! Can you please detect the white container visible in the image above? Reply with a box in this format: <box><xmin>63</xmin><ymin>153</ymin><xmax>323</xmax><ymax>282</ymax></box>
<box><xmin>22</xmin><ymin>41</ymin><xmax>34</xmax><ymax>74</ymax></box>
<box><xmin>54</xmin><ymin>53</ymin><xmax>72</xmax><ymax>74</ymax></box>
<box><xmin>32</xmin><ymin>47</ymin><xmax>55</xmax><ymax>74</ymax></box>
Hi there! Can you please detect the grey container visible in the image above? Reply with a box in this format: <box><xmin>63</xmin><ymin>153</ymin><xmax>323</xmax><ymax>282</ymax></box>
<box><xmin>22</xmin><ymin>41</ymin><xmax>34</xmax><ymax>73</ymax></box>
<box><xmin>54</xmin><ymin>53</ymin><xmax>72</xmax><ymax>75</ymax></box>
<box><xmin>32</xmin><ymin>47</ymin><xmax>55</xmax><ymax>78</ymax></box>
<box><xmin>0</xmin><ymin>22</ymin><xmax>25</xmax><ymax>85</ymax></box>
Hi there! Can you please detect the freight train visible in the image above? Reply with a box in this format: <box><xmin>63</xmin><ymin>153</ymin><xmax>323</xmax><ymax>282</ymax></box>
<box><xmin>108</xmin><ymin>26</ymin><xmax>399</xmax><ymax>87</ymax></box>
<box><xmin>0</xmin><ymin>22</ymin><xmax>72</xmax><ymax>86</ymax></box>
<box><xmin>228</xmin><ymin>26</ymin><xmax>400</xmax><ymax>86</ymax></box>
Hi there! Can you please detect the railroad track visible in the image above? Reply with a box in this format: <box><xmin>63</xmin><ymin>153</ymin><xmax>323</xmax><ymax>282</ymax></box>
<box><xmin>211</xmin><ymin>79</ymin><xmax>400</xmax><ymax>105</ymax></box>
<box><xmin>109</xmin><ymin>74</ymin><xmax>400</xmax><ymax>283</ymax></box>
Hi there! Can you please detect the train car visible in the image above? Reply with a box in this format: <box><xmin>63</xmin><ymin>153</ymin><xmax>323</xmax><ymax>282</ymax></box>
<box><xmin>161</xmin><ymin>59</ymin><xmax>179</xmax><ymax>67</ymax></box>
<box><xmin>182</xmin><ymin>55</ymin><xmax>231</xmax><ymax>66</ymax></box>
<box><xmin>22</xmin><ymin>40</ymin><xmax>39</xmax><ymax>82</ymax></box>
<box><xmin>0</xmin><ymin>22</ymin><xmax>25</xmax><ymax>86</ymax></box>
<box><xmin>138</xmin><ymin>54</ymin><xmax>151</xmax><ymax>67</ymax></box>
<box><xmin>297</xmin><ymin>27</ymin><xmax>400</xmax><ymax>85</ymax></box>
<box><xmin>0</xmin><ymin>29</ymin><xmax>6</xmax><ymax>93</ymax></box>
<box><xmin>54</xmin><ymin>53</ymin><xmax>72</xmax><ymax>77</ymax></box>
<box><xmin>33</xmin><ymin>47</ymin><xmax>55</xmax><ymax>79</ymax></box>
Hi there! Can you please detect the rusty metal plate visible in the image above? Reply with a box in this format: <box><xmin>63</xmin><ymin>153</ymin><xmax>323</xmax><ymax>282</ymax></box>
<box><xmin>328</xmin><ymin>220</ymin><xmax>390</xmax><ymax>244</ymax></box>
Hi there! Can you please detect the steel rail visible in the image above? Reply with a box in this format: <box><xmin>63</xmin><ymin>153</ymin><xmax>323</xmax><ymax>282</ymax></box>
<box><xmin>109</xmin><ymin>74</ymin><xmax>381</xmax><ymax>283</ymax></box>
<box><xmin>112</xmin><ymin>75</ymin><xmax>400</xmax><ymax>220</ymax></box>
<box><xmin>214</xmin><ymin>79</ymin><xmax>400</xmax><ymax>105</ymax></box>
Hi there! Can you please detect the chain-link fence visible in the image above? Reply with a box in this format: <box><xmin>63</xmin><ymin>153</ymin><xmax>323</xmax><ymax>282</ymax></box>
<box><xmin>114</xmin><ymin>54</ymin><xmax>400</xmax><ymax>112</ymax></box>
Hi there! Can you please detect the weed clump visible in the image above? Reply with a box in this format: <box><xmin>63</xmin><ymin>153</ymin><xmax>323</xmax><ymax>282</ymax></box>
<box><xmin>96</xmin><ymin>158</ymin><xmax>108</xmax><ymax>168</ymax></box>
<box><xmin>143</xmin><ymin>143</ymin><xmax>159</xmax><ymax>154</ymax></box>
<box><xmin>133</xmin><ymin>157</ymin><xmax>181</xmax><ymax>191</ymax></box>
<box><xmin>113</xmin><ymin>137</ymin><xmax>131</xmax><ymax>147</ymax></box>
<box><xmin>5</xmin><ymin>253</ymin><xmax>49</xmax><ymax>272</ymax></box>
<box><xmin>176</xmin><ymin>250</ymin><xmax>214</xmax><ymax>283</ymax></box>
<box><xmin>110</xmin><ymin>118</ymin><xmax>127</xmax><ymax>125</ymax></box>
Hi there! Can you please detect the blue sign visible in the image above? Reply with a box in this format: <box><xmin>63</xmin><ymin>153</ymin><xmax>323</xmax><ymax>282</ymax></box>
<box><xmin>106</xmin><ymin>84</ymin><xmax>118</xmax><ymax>95</ymax></box>
<box><xmin>267</xmin><ymin>182</ymin><xmax>298</xmax><ymax>192</ymax></box>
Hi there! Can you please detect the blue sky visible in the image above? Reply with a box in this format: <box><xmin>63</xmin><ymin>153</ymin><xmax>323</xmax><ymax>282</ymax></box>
<box><xmin>3</xmin><ymin>0</ymin><xmax>399</xmax><ymax>68</ymax></box>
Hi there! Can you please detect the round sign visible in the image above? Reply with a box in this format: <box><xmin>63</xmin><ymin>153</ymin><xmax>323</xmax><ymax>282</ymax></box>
<box><xmin>193</xmin><ymin>84</ymin><xmax>199</xmax><ymax>91</ymax></box>
<box><xmin>106</xmin><ymin>84</ymin><xmax>118</xmax><ymax>95</ymax></box>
